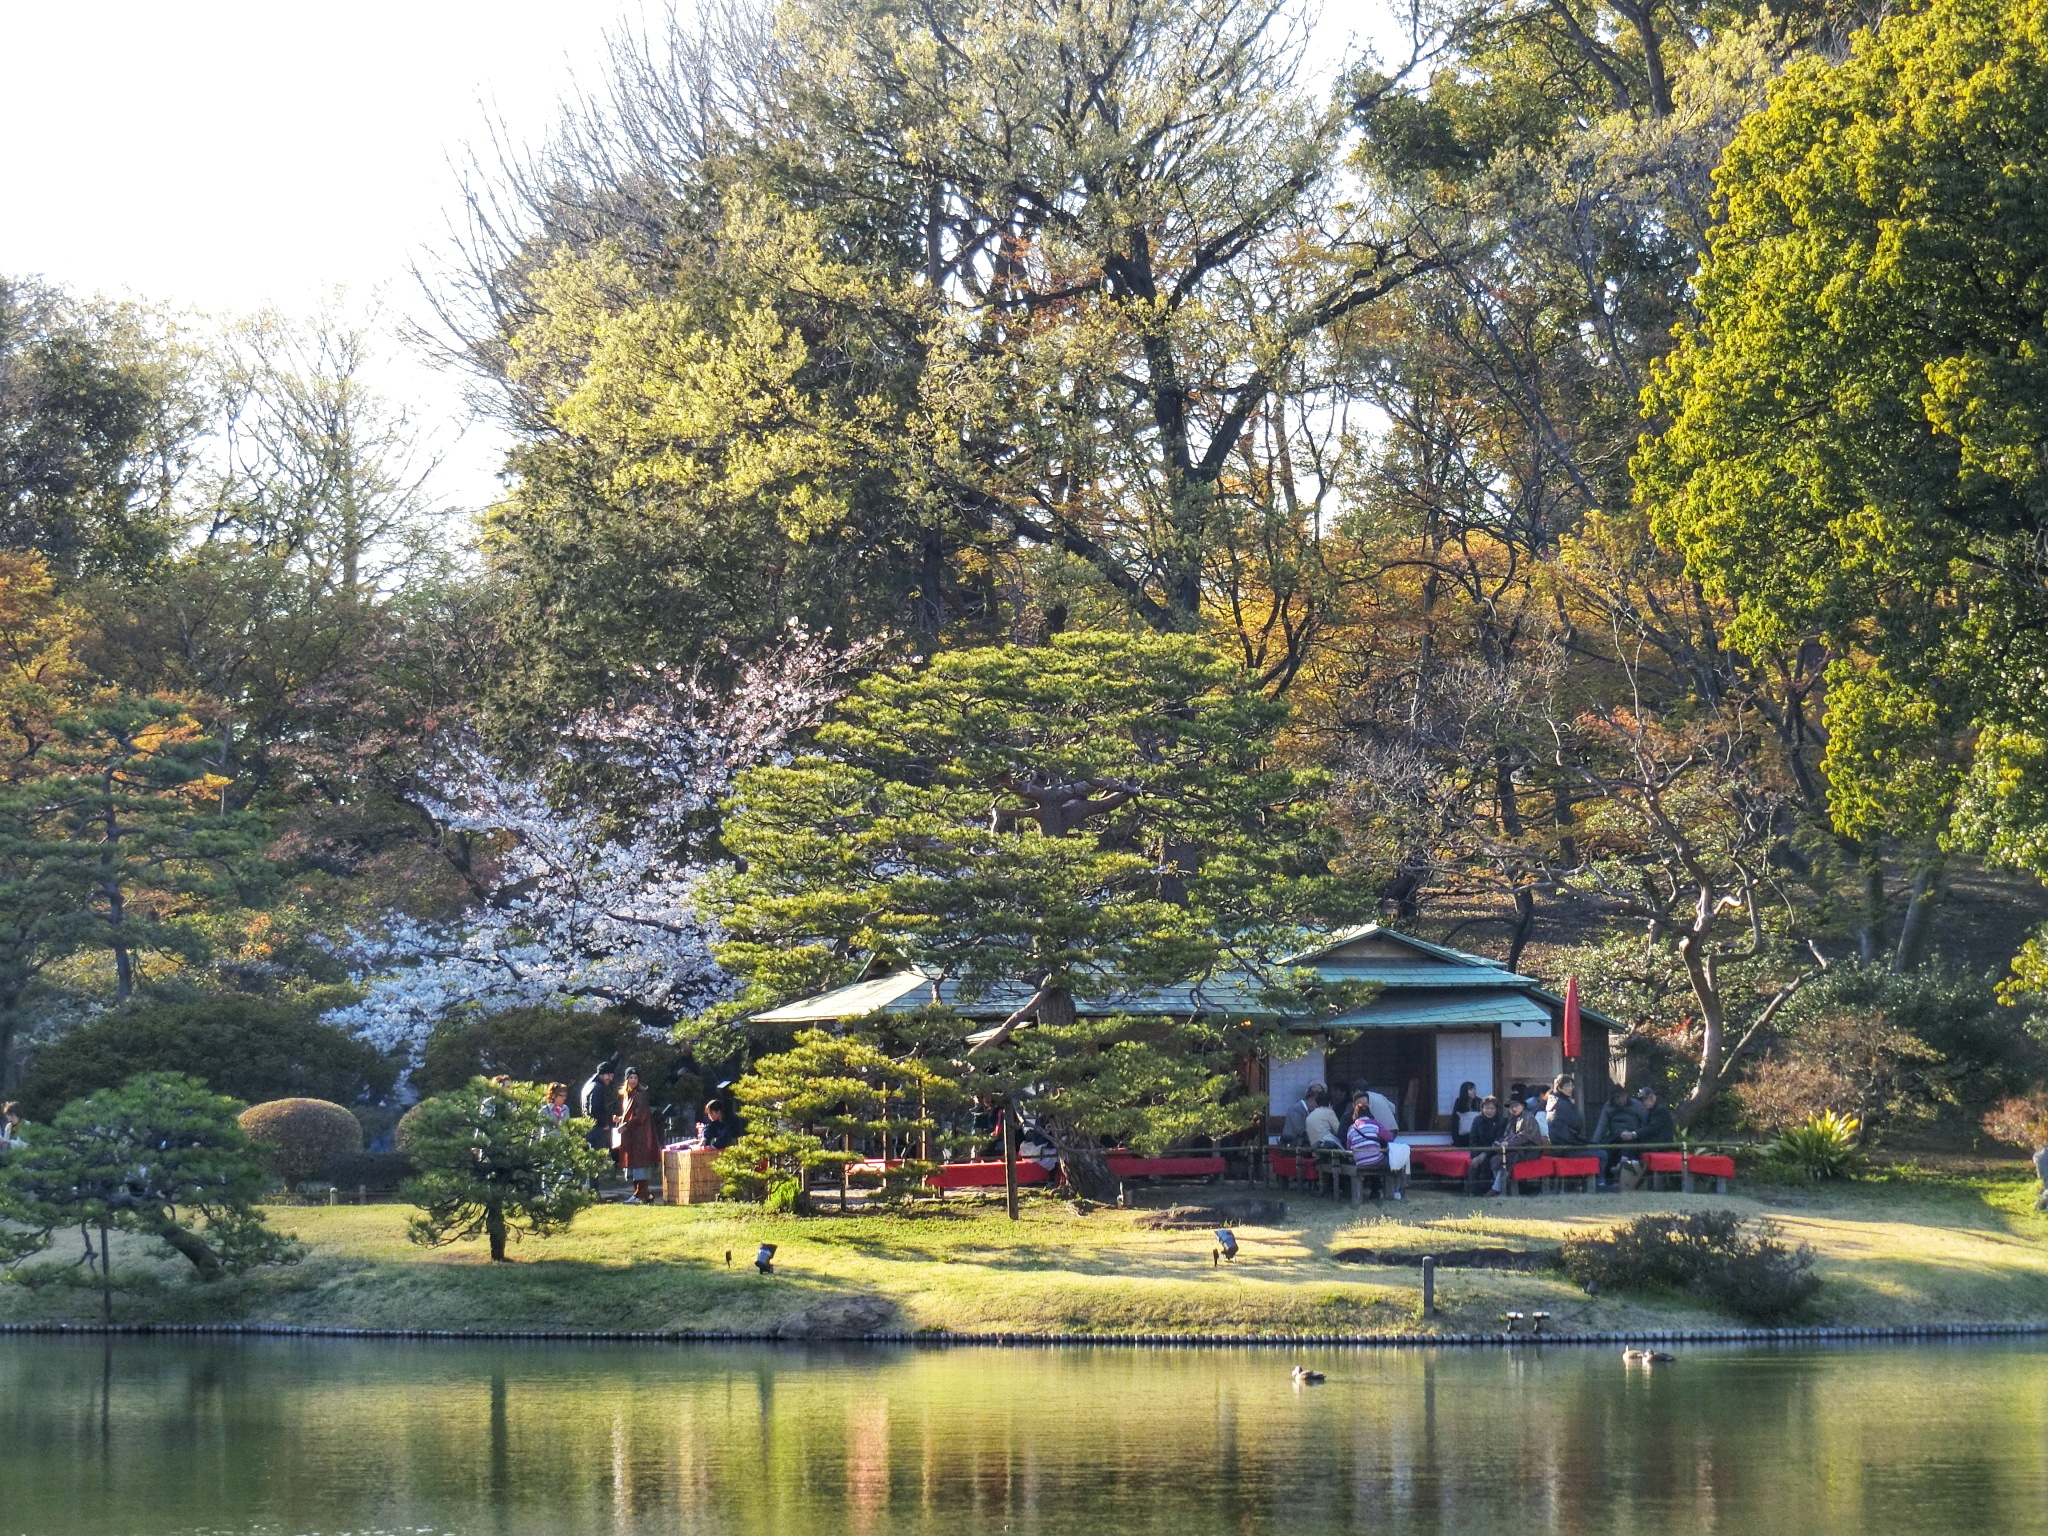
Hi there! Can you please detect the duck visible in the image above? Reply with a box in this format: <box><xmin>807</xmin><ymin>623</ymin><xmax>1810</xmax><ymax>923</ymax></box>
<box><xmin>1621</xmin><ymin>1348</ymin><xmax>1674</xmax><ymax>1365</ymax></box>
<box><xmin>1292</xmin><ymin>1366</ymin><xmax>1326</xmax><ymax>1384</ymax></box>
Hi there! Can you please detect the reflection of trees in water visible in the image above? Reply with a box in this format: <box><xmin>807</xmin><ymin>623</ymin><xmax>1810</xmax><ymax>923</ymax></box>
<box><xmin>0</xmin><ymin>1340</ymin><xmax>2044</xmax><ymax>1532</ymax></box>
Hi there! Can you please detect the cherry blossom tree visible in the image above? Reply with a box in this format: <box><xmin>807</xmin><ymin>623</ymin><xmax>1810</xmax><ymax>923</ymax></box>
<box><xmin>325</xmin><ymin>626</ymin><xmax>877</xmax><ymax>1059</ymax></box>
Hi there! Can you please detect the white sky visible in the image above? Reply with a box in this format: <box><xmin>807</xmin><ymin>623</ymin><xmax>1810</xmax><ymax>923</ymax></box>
<box><xmin>0</xmin><ymin>0</ymin><xmax>1399</xmax><ymax>512</ymax></box>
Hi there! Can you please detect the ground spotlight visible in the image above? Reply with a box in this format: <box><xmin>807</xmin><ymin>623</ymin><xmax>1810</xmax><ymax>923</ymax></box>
<box><xmin>754</xmin><ymin>1243</ymin><xmax>777</xmax><ymax>1275</ymax></box>
<box><xmin>1215</xmin><ymin>1229</ymin><xmax>1238</xmax><ymax>1261</ymax></box>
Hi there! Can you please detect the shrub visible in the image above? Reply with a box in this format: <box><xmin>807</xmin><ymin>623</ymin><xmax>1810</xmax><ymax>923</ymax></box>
<box><xmin>1765</xmin><ymin>1111</ymin><xmax>1863</xmax><ymax>1179</ymax></box>
<box><xmin>1732</xmin><ymin>991</ymin><xmax>1946</xmax><ymax>1140</ymax></box>
<box><xmin>403</xmin><ymin>1080</ymin><xmax>608</xmax><ymax>1261</ymax></box>
<box><xmin>394</xmin><ymin>1103</ymin><xmax>427</xmax><ymax>1153</ymax></box>
<box><xmin>19</xmin><ymin>996</ymin><xmax>397</xmax><ymax>1119</ymax></box>
<box><xmin>1561</xmin><ymin>1211</ymin><xmax>1819</xmax><ymax>1323</ymax></box>
<box><xmin>238</xmin><ymin>1099</ymin><xmax>364</xmax><ymax>1191</ymax></box>
<box><xmin>1982</xmin><ymin>1088</ymin><xmax>2048</xmax><ymax>1151</ymax></box>
<box><xmin>414</xmin><ymin>1007</ymin><xmax>689</xmax><ymax>1097</ymax></box>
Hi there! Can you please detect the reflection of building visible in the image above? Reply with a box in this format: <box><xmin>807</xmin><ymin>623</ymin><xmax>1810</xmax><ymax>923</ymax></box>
<box><xmin>751</xmin><ymin>923</ymin><xmax>1619</xmax><ymax>1134</ymax></box>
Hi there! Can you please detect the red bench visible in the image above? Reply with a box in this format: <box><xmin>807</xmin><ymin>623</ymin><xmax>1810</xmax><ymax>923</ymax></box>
<box><xmin>1550</xmin><ymin>1155</ymin><xmax>1600</xmax><ymax>1192</ymax></box>
<box><xmin>1642</xmin><ymin>1151</ymin><xmax>1737</xmax><ymax>1193</ymax></box>
<box><xmin>1508</xmin><ymin>1155</ymin><xmax>1557</xmax><ymax>1190</ymax></box>
<box><xmin>1410</xmin><ymin>1147</ymin><xmax>1475</xmax><ymax>1180</ymax></box>
<box><xmin>926</xmin><ymin>1160</ymin><xmax>1054</xmax><ymax>1191</ymax></box>
<box><xmin>1106</xmin><ymin>1153</ymin><xmax>1226</xmax><ymax>1183</ymax></box>
<box><xmin>1267</xmin><ymin>1149</ymin><xmax>1313</xmax><ymax>1186</ymax></box>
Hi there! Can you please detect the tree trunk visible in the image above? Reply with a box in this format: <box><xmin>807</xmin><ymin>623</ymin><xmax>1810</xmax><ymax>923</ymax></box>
<box><xmin>1858</xmin><ymin>854</ymin><xmax>1887</xmax><ymax>963</ymax></box>
<box><xmin>1674</xmin><ymin>922</ymin><xmax>1727</xmax><ymax>1131</ymax></box>
<box><xmin>1002</xmin><ymin>1106</ymin><xmax>1019</xmax><ymax>1221</ymax></box>
<box><xmin>486</xmin><ymin>1202</ymin><xmax>509</xmax><ymax>1262</ymax></box>
<box><xmin>98</xmin><ymin>1220</ymin><xmax>113</xmax><ymax>1324</ymax></box>
<box><xmin>144</xmin><ymin>1217</ymin><xmax>224</xmax><ymax>1282</ymax></box>
<box><xmin>1049</xmin><ymin>1116</ymin><xmax>1119</xmax><ymax>1203</ymax></box>
<box><xmin>1891</xmin><ymin>853</ymin><xmax>1946</xmax><ymax>973</ymax></box>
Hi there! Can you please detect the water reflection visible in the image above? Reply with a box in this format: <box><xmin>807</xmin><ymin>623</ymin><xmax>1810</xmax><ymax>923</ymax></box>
<box><xmin>0</xmin><ymin>1337</ymin><xmax>2044</xmax><ymax>1535</ymax></box>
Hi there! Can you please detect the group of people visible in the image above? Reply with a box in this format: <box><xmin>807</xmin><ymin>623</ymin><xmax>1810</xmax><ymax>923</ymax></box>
<box><xmin>569</xmin><ymin>1060</ymin><xmax>738</xmax><ymax>1204</ymax></box>
<box><xmin>1279</xmin><ymin>1081</ymin><xmax>1411</xmax><ymax>1199</ymax></box>
<box><xmin>1455</xmin><ymin>1077</ymin><xmax>1678</xmax><ymax>1193</ymax></box>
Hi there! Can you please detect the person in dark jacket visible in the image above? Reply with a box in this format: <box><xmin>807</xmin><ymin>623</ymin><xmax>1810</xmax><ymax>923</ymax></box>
<box><xmin>1544</xmin><ymin>1075</ymin><xmax>1586</xmax><ymax>1150</ymax></box>
<box><xmin>1467</xmin><ymin>1095</ymin><xmax>1506</xmax><ymax>1193</ymax></box>
<box><xmin>580</xmin><ymin>1059</ymin><xmax>621</xmax><ymax>1155</ymax></box>
<box><xmin>699</xmin><ymin>1099</ymin><xmax>738</xmax><ymax>1149</ymax></box>
<box><xmin>1591</xmin><ymin>1086</ymin><xmax>1644</xmax><ymax>1186</ymax></box>
<box><xmin>1279</xmin><ymin>1083</ymin><xmax>1323</xmax><ymax>1148</ymax></box>
<box><xmin>1634</xmin><ymin>1087</ymin><xmax>1677</xmax><ymax>1147</ymax></box>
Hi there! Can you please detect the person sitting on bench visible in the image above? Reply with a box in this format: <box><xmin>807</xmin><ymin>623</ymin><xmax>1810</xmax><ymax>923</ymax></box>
<box><xmin>1345</xmin><ymin>1103</ymin><xmax>1404</xmax><ymax>1201</ymax></box>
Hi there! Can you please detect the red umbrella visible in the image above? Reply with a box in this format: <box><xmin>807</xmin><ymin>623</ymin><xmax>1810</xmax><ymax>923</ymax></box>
<box><xmin>1562</xmin><ymin>976</ymin><xmax>1582</xmax><ymax>1060</ymax></box>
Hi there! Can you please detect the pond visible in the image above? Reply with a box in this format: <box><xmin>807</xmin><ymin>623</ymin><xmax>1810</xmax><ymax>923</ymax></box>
<box><xmin>2</xmin><ymin>1336</ymin><xmax>2045</xmax><ymax>1535</ymax></box>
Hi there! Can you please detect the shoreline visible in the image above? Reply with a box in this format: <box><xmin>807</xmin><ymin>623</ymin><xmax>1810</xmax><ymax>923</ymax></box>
<box><xmin>5</xmin><ymin>1318</ymin><xmax>2047</xmax><ymax>1347</ymax></box>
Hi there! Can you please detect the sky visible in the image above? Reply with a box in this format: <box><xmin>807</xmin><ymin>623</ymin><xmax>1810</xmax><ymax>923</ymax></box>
<box><xmin>1</xmin><ymin>0</ymin><xmax>1400</xmax><ymax>512</ymax></box>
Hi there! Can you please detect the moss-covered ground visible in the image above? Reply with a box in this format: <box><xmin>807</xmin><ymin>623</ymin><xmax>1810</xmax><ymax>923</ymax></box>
<box><xmin>5</xmin><ymin>1159</ymin><xmax>2045</xmax><ymax>1337</ymax></box>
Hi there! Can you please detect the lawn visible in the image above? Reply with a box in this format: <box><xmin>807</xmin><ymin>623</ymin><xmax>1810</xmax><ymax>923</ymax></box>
<box><xmin>5</xmin><ymin>1161</ymin><xmax>2045</xmax><ymax>1337</ymax></box>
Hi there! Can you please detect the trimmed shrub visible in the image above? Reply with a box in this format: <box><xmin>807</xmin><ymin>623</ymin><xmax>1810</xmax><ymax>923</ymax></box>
<box><xmin>394</xmin><ymin>1103</ymin><xmax>428</xmax><ymax>1154</ymax></box>
<box><xmin>20</xmin><ymin>996</ymin><xmax>397</xmax><ymax>1119</ymax></box>
<box><xmin>239</xmin><ymin>1099</ymin><xmax>363</xmax><ymax>1191</ymax></box>
<box><xmin>1562</xmin><ymin>1211</ymin><xmax>1819</xmax><ymax>1323</ymax></box>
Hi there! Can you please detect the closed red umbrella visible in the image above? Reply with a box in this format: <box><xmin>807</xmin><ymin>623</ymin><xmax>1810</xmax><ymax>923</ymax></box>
<box><xmin>1562</xmin><ymin>976</ymin><xmax>1582</xmax><ymax>1061</ymax></box>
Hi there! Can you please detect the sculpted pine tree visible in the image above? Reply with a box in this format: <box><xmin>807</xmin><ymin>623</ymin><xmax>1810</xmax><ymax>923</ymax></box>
<box><xmin>707</xmin><ymin>632</ymin><xmax>1361</xmax><ymax>1199</ymax></box>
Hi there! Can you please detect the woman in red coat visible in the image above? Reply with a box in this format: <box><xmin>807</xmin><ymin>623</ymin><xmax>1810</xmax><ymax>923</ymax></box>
<box><xmin>616</xmin><ymin>1067</ymin><xmax>662</xmax><ymax>1204</ymax></box>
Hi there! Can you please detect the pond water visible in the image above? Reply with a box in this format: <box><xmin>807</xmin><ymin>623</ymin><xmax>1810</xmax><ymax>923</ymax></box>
<box><xmin>3</xmin><ymin>1336</ymin><xmax>2046</xmax><ymax>1535</ymax></box>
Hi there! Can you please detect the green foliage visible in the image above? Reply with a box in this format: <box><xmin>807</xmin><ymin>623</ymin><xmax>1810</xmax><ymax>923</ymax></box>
<box><xmin>402</xmin><ymin>1079</ymin><xmax>610</xmax><ymax>1261</ymax></box>
<box><xmin>711</xmin><ymin>632</ymin><xmax>1351</xmax><ymax>1024</ymax></box>
<box><xmin>1639</xmin><ymin>0</ymin><xmax>2048</xmax><ymax>855</ymax></box>
<box><xmin>0</xmin><ymin>1074</ymin><xmax>300</xmax><ymax>1307</ymax></box>
<box><xmin>414</xmin><ymin>1006</ymin><xmax>685</xmax><ymax>1097</ymax></box>
<box><xmin>19</xmin><ymin>995</ymin><xmax>395</xmax><ymax>1120</ymax></box>
<box><xmin>720</xmin><ymin>1029</ymin><xmax>963</xmax><ymax>1207</ymax></box>
<box><xmin>0</xmin><ymin>277</ymin><xmax>197</xmax><ymax>580</ymax></box>
<box><xmin>1765</xmin><ymin>1111</ymin><xmax>1865</xmax><ymax>1180</ymax></box>
<box><xmin>1561</xmin><ymin>1211</ymin><xmax>1821</xmax><ymax>1323</ymax></box>
<box><xmin>236</xmin><ymin>1098</ymin><xmax>364</xmax><ymax>1191</ymax></box>
<box><xmin>707</xmin><ymin>631</ymin><xmax>1360</xmax><ymax>1190</ymax></box>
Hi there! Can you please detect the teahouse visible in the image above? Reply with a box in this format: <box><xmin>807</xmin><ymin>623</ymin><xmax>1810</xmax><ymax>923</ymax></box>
<box><xmin>750</xmin><ymin>923</ymin><xmax>1617</xmax><ymax>1137</ymax></box>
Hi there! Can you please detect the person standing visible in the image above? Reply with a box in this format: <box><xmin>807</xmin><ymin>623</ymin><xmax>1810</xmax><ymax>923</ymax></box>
<box><xmin>616</xmin><ymin>1067</ymin><xmax>661</xmax><ymax>1204</ymax></box>
<box><xmin>1545</xmin><ymin>1075</ymin><xmax>1586</xmax><ymax>1151</ymax></box>
<box><xmin>579</xmin><ymin>1060</ymin><xmax>621</xmax><ymax>1155</ymax></box>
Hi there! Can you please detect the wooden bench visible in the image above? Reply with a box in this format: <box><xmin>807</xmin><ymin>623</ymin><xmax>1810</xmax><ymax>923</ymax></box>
<box><xmin>1642</xmin><ymin>1151</ymin><xmax>1736</xmax><ymax>1193</ymax></box>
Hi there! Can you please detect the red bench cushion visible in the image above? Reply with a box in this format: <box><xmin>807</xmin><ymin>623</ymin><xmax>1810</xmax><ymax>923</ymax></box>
<box><xmin>1550</xmin><ymin>1156</ymin><xmax>1600</xmax><ymax>1178</ymax></box>
<box><xmin>1640</xmin><ymin>1152</ymin><xmax>1737</xmax><ymax>1178</ymax></box>
<box><xmin>926</xmin><ymin>1160</ymin><xmax>1053</xmax><ymax>1189</ymax></box>
<box><xmin>1411</xmin><ymin>1148</ymin><xmax>1474</xmax><ymax>1178</ymax></box>
<box><xmin>1106</xmin><ymin>1154</ymin><xmax>1226</xmax><ymax>1179</ymax></box>
<box><xmin>1509</xmin><ymin>1157</ymin><xmax>1557</xmax><ymax>1180</ymax></box>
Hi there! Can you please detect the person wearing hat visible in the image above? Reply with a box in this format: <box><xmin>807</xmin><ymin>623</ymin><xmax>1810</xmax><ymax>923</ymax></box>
<box><xmin>579</xmin><ymin>1059</ymin><xmax>622</xmax><ymax>1154</ymax></box>
<box><xmin>1634</xmin><ymin>1086</ymin><xmax>1677</xmax><ymax>1147</ymax></box>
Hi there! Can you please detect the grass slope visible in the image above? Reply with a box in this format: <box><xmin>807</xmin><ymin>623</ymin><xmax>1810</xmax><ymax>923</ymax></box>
<box><xmin>5</xmin><ymin>1164</ymin><xmax>2045</xmax><ymax>1337</ymax></box>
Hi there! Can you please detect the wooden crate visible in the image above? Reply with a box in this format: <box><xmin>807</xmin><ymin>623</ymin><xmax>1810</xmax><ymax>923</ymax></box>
<box><xmin>662</xmin><ymin>1147</ymin><xmax>722</xmax><ymax>1205</ymax></box>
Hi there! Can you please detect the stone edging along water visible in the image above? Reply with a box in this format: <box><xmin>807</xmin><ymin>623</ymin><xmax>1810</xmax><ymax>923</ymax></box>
<box><xmin>2</xmin><ymin>1320</ymin><xmax>2046</xmax><ymax>1347</ymax></box>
